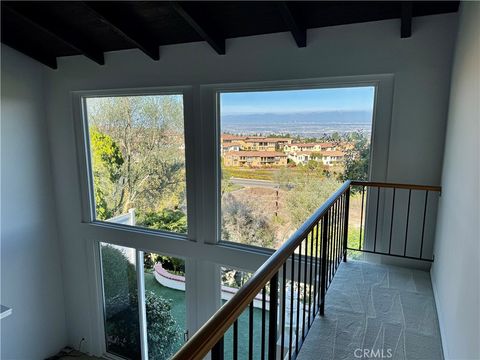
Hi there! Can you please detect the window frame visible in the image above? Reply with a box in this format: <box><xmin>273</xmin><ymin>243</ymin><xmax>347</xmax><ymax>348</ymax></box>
<box><xmin>205</xmin><ymin>75</ymin><xmax>394</xmax><ymax>251</ymax></box>
<box><xmin>73</xmin><ymin>86</ymin><xmax>195</xmax><ymax>240</ymax></box>
<box><xmin>71</xmin><ymin>75</ymin><xmax>394</xmax><ymax>358</ymax></box>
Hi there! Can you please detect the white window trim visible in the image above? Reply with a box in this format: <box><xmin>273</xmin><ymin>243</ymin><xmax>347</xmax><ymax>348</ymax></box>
<box><xmin>71</xmin><ymin>75</ymin><xmax>394</xmax><ymax>358</ymax></box>
<box><xmin>200</xmin><ymin>74</ymin><xmax>394</xmax><ymax>250</ymax></box>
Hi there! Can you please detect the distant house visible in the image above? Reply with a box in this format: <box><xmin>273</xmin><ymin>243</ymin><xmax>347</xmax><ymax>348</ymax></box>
<box><xmin>287</xmin><ymin>151</ymin><xmax>314</xmax><ymax>165</ymax></box>
<box><xmin>320</xmin><ymin>150</ymin><xmax>345</xmax><ymax>166</ymax></box>
<box><xmin>284</xmin><ymin>142</ymin><xmax>336</xmax><ymax>153</ymax></box>
<box><xmin>221</xmin><ymin>134</ymin><xmax>292</xmax><ymax>151</ymax></box>
<box><xmin>221</xmin><ymin>144</ymin><xmax>241</xmax><ymax>154</ymax></box>
<box><xmin>243</xmin><ymin>139</ymin><xmax>277</xmax><ymax>151</ymax></box>
<box><xmin>221</xmin><ymin>134</ymin><xmax>248</xmax><ymax>144</ymax></box>
<box><xmin>287</xmin><ymin>150</ymin><xmax>345</xmax><ymax>166</ymax></box>
<box><xmin>224</xmin><ymin>151</ymin><xmax>288</xmax><ymax>167</ymax></box>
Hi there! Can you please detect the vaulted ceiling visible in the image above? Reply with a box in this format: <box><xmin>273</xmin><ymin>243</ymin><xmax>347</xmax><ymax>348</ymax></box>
<box><xmin>1</xmin><ymin>1</ymin><xmax>459</xmax><ymax>69</ymax></box>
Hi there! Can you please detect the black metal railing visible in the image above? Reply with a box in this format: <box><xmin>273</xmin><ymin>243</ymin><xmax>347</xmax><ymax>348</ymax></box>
<box><xmin>212</xmin><ymin>184</ymin><xmax>350</xmax><ymax>360</ymax></box>
<box><xmin>348</xmin><ymin>181</ymin><xmax>441</xmax><ymax>262</ymax></box>
<box><xmin>172</xmin><ymin>180</ymin><xmax>441</xmax><ymax>360</ymax></box>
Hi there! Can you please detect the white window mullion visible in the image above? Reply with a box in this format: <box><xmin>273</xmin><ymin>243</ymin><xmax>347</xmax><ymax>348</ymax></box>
<box><xmin>136</xmin><ymin>250</ymin><xmax>149</xmax><ymax>360</ymax></box>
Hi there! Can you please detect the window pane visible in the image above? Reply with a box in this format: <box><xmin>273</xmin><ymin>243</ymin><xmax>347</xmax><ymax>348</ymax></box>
<box><xmin>219</xmin><ymin>87</ymin><xmax>375</xmax><ymax>249</ymax></box>
<box><xmin>144</xmin><ymin>252</ymin><xmax>186</xmax><ymax>359</ymax></box>
<box><xmin>86</xmin><ymin>95</ymin><xmax>187</xmax><ymax>233</ymax></box>
<box><xmin>100</xmin><ymin>243</ymin><xmax>140</xmax><ymax>359</ymax></box>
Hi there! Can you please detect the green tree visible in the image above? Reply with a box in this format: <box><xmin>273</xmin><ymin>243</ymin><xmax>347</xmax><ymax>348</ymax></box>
<box><xmin>90</xmin><ymin>127</ymin><xmax>124</xmax><ymax>220</ymax></box>
<box><xmin>87</xmin><ymin>95</ymin><xmax>186</xmax><ymax>220</ymax></box>
<box><xmin>342</xmin><ymin>135</ymin><xmax>371</xmax><ymax>181</ymax></box>
<box><xmin>282</xmin><ymin>176</ymin><xmax>341</xmax><ymax>228</ymax></box>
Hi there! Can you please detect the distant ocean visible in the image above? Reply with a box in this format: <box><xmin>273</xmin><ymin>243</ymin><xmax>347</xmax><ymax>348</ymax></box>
<box><xmin>221</xmin><ymin>111</ymin><xmax>373</xmax><ymax>137</ymax></box>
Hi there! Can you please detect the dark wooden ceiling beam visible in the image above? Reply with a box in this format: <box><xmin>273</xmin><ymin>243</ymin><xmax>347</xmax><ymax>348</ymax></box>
<box><xmin>401</xmin><ymin>2</ymin><xmax>413</xmax><ymax>38</ymax></box>
<box><xmin>277</xmin><ymin>2</ymin><xmax>306</xmax><ymax>48</ymax></box>
<box><xmin>170</xmin><ymin>2</ymin><xmax>225</xmax><ymax>55</ymax></box>
<box><xmin>1</xmin><ymin>5</ymin><xmax>57</xmax><ymax>69</ymax></box>
<box><xmin>2</xmin><ymin>3</ymin><xmax>104</xmax><ymax>65</ymax></box>
<box><xmin>82</xmin><ymin>1</ymin><xmax>159</xmax><ymax>60</ymax></box>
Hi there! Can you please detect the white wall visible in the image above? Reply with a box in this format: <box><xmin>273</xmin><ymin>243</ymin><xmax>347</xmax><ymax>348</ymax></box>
<box><xmin>431</xmin><ymin>3</ymin><xmax>480</xmax><ymax>359</ymax></box>
<box><xmin>43</xmin><ymin>13</ymin><xmax>458</xmax><ymax>354</ymax></box>
<box><xmin>1</xmin><ymin>46</ymin><xmax>67</xmax><ymax>359</ymax></box>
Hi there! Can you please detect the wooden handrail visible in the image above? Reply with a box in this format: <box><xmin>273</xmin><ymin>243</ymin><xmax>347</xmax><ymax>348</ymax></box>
<box><xmin>351</xmin><ymin>181</ymin><xmax>441</xmax><ymax>192</ymax></box>
<box><xmin>171</xmin><ymin>180</ymin><xmax>352</xmax><ymax>360</ymax></box>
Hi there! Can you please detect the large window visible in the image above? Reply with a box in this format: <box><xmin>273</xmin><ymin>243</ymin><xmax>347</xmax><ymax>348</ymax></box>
<box><xmin>85</xmin><ymin>94</ymin><xmax>188</xmax><ymax>233</ymax></box>
<box><xmin>76</xmin><ymin>77</ymin><xmax>391</xmax><ymax>359</ymax></box>
<box><xmin>219</xmin><ymin>87</ymin><xmax>375</xmax><ymax>249</ymax></box>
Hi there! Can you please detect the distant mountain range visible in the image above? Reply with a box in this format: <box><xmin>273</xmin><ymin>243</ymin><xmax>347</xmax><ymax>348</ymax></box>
<box><xmin>221</xmin><ymin>111</ymin><xmax>373</xmax><ymax>136</ymax></box>
<box><xmin>222</xmin><ymin>110</ymin><xmax>372</xmax><ymax>124</ymax></box>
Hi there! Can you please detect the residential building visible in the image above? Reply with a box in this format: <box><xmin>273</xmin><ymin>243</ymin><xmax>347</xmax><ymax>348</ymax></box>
<box><xmin>221</xmin><ymin>135</ymin><xmax>293</xmax><ymax>151</ymax></box>
<box><xmin>242</xmin><ymin>138</ymin><xmax>277</xmax><ymax>151</ymax></box>
<box><xmin>288</xmin><ymin>150</ymin><xmax>345</xmax><ymax>166</ymax></box>
<box><xmin>224</xmin><ymin>151</ymin><xmax>287</xmax><ymax>167</ymax></box>
<box><xmin>284</xmin><ymin>142</ymin><xmax>336</xmax><ymax>153</ymax></box>
<box><xmin>220</xmin><ymin>134</ymin><xmax>247</xmax><ymax>144</ymax></box>
<box><xmin>320</xmin><ymin>150</ymin><xmax>346</xmax><ymax>166</ymax></box>
<box><xmin>221</xmin><ymin>144</ymin><xmax>240</xmax><ymax>155</ymax></box>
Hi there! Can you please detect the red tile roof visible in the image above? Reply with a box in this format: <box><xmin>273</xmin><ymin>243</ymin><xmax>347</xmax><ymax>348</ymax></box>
<box><xmin>225</xmin><ymin>151</ymin><xmax>287</xmax><ymax>157</ymax></box>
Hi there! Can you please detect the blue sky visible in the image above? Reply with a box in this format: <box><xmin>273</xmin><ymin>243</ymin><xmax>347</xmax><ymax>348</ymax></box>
<box><xmin>220</xmin><ymin>86</ymin><xmax>375</xmax><ymax>115</ymax></box>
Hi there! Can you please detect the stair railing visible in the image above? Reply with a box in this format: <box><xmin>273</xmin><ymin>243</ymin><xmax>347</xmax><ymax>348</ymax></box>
<box><xmin>173</xmin><ymin>181</ymin><xmax>351</xmax><ymax>360</ymax></box>
<box><xmin>172</xmin><ymin>180</ymin><xmax>441</xmax><ymax>360</ymax></box>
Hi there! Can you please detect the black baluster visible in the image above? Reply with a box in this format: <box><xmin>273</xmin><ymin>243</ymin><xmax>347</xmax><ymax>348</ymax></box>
<box><xmin>343</xmin><ymin>188</ymin><xmax>350</xmax><ymax>262</ymax></box>
<box><xmin>296</xmin><ymin>241</ymin><xmax>301</xmax><ymax>354</ymax></box>
<box><xmin>333</xmin><ymin>201</ymin><xmax>338</xmax><ymax>269</ymax></box>
<box><xmin>268</xmin><ymin>273</ymin><xmax>278</xmax><ymax>360</ymax></box>
<box><xmin>388</xmin><ymin>188</ymin><xmax>396</xmax><ymax>255</ymax></box>
<box><xmin>313</xmin><ymin>223</ymin><xmax>319</xmax><ymax>314</ymax></box>
<box><xmin>317</xmin><ymin>221</ymin><xmax>322</xmax><ymax>310</ymax></box>
<box><xmin>212</xmin><ymin>337</ymin><xmax>224</xmax><ymax>360</ymax></box>
<box><xmin>281</xmin><ymin>263</ymin><xmax>286</xmax><ymax>360</ymax></box>
<box><xmin>337</xmin><ymin>198</ymin><xmax>342</xmax><ymax>266</ymax></box>
<box><xmin>261</xmin><ymin>287</ymin><xmax>266</xmax><ymax>360</ymax></box>
<box><xmin>320</xmin><ymin>213</ymin><xmax>329</xmax><ymax>316</ymax></box>
<box><xmin>289</xmin><ymin>253</ymin><xmax>294</xmax><ymax>360</ymax></box>
<box><xmin>308</xmin><ymin>231</ymin><xmax>314</xmax><ymax>327</ymax></box>
<box><xmin>303</xmin><ymin>236</ymin><xmax>308</xmax><ymax>340</ymax></box>
<box><xmin>233</xmin><ymin>320</ymin><xmax>238</xmax><ymax>360</ymax></box>
<box><xmin>374</xmin><ymin>186</ymin><xmax>380</xmax><ymax>252</ymax></box>
<box><xmin>249</xmin><ymin>301</ymin><xmax>254</xmax><ymax>360</ymax></box>
<box><xmin>404</xmin><ymin>189</ymin><xmax>412</xmax><ymax>257</ymax></box>
<box><xmin>329</xmin><ymin>206</ymin><xmax>334</xmax><ymax>283</ymax></box>
<box><xmin>359</xmin><ymin>186</ymin><xmax>365</xmax><ymax>250</ymax></box>
<box><xmin>420</xmin><ymin>191</ymin><xmax>429</xmax><ymax>259</ymax></box>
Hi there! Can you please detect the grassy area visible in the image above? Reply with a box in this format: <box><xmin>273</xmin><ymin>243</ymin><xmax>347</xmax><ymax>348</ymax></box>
<box><xmin>224</xmin><ymin>165</ymin><xmax>345</xmax><ymax>182</ymax></box>
<box><xmin>225</xmin><ymin>167</ymin><xmax>278</xmax><ymax>181</ymax></box>
<box><xmin>346</xmin><ymin>227</ymin><xmax>364</xmax><ymax>260</ymax></box>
